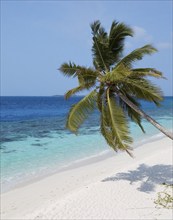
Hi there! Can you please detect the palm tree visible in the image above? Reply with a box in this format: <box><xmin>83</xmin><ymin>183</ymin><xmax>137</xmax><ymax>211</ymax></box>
<box><xmin>59</xmin><ymin>20</ymin><xmax>173</xmax><ymax>156</ymax></box>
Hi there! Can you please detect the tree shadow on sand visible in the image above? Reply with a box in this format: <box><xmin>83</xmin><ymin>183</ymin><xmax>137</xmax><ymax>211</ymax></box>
<box><xmin>102</xmin><ymin>164</ymin><xmax>173</xmax><ymax>193</ymax></box>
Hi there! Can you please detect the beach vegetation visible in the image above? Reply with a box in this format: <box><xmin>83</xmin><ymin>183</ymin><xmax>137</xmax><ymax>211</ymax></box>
<box><xmin>154</xmin><ymin>183</ymin><xmax>173</xmax><ymax>209</ymax></box>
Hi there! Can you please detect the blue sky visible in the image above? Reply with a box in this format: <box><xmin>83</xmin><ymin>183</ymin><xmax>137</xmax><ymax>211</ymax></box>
<box><xmin>1</xmin><ymin>0</ymin><xmax>172</xmax><ymax>96</ymax></box>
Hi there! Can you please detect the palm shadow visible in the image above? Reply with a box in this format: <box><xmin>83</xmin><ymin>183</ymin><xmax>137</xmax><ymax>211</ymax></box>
<box><xmin>102</xmin><ymin>164</ymin><xmax>173</xmax><ymax>193</ymax></box>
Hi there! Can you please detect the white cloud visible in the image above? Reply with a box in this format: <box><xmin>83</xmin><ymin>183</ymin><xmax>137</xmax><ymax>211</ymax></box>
<box><xmin>125</xmin><ymin>26</ymin><xmax>172</xmax><ymax>52</ymax></box>
<box><xmin>156</xmin><ymin>42</ymin><xmax>172</xmax><ymax>50</ymax></box>
<box><xmin>124</xmin><ymin>26</ymin><xmax>153</xmax><ymax>52</ymax></box>
<box><xmin>132</xmin><ymin>26</ymin><xmax>153</xmax><ymax>42</ymax></box>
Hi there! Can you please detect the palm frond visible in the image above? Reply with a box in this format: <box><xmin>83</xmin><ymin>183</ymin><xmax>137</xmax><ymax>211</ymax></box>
<box><xmin>130</xmin><ymin>68</ymin><xmax>165</xmax><ymax>79</ymax></box>
<box><xmin>101</xmin><ymin>103</ymin><xmax>116</xmax><ymax>151</ymax></box>
<box><xmin>65</xmin><ymin>77</ymin><xmax>96</xmax><ymax>100</ymax></box>
<box><xmin>65</xmin><ymin>86</ymin><xmax>85</xmax><ymax>100</ymax></box>
<box><xmin>59</xmin><ymin>62</ymin><xmax>78</xmax><ymax>77</ymax></box>
<box><xmin>91</xmin><ymin>20</ymin><xmax>114</xmax><ymax>71</ymax></box>
<box><xmin>119</xmin><ymin>93</ymin><xmax>145</xmax><ymax>133</ymax></box>
<box><xmin>103</xmin><ymin>64</ymin><xmax>164</xmax><ymax>85</ymax></box>
<box><xmin>106</xmin><ymin>89</ymin><xmax>133</xmax><ymax>154</ymax></box>
<box><xmin>108</xmin><ymin>20</ymin><xmax>134</xmax><ymax>64</ymax></box>
<box><xmin>103</xmin><ymin>63</ymin><xmax>131</xmax><ymax>83</ymax></box>
<box><xmin>91</xmin><ymin>20</ymin><xmax>134</xmax><ymax>71</ymax></box>
<box><xmin>91</xmin><ymin>33</ymin><xmax>110</xmax><ymax>71</ymax></box>
<box><xmin>117</xmin><ymin>45</ymin><xmax>157</xmax><ymax>69</ymax></box>
<box><xmin>97</xmin><ymin>84</ymin><xmax>105</xmax><ymax>111</ymax></box>
<box><xmin>77</xmin><ymin>71</ymin><xmax>97</xmax><ymax>88</ymax></box>
<box><xmin>59</xmin><ymin>62</ymin><xmax>98</xmax><ymax>80</ymax></box>
<box><xmin>121</xmin><ymin>78</ymin><xmax>163</xmax><ymax>105</ymax></box>
<box><xmin>101</xmin><ymin>100</ymin><xmax>133</xmax><ymax>157</ymax></box>
<box><xmin>66</xmin><ymin>90</ymin><xmax>97</xmax><ymax>133</ymax></box>
<box><xmin>90</xmin><ymin>20</ymin><xmax>101</xmax><ymax>36</ymax></box>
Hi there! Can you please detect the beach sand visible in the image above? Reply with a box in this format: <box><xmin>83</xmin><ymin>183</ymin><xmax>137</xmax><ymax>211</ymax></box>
<box><xmin>1</xmin><ymin>137</ymin><xmax>173</xmax><ymax>219</ymax></box>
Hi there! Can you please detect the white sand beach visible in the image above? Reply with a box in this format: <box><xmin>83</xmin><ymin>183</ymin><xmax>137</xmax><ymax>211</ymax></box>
<box><xmin>1</xmin><ymin>137</ymin><xmax>173</xmax><ymax>220</ymax></box>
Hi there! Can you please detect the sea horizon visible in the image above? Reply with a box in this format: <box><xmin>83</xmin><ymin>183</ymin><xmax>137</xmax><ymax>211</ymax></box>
<box><xmin>1</xmin><ymin>95</ymin><xmax>173</xmax><ymax>97</ymax></box>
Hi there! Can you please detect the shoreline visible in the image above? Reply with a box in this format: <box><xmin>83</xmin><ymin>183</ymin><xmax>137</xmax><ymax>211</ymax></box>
<box><xmin>1</xmin><ymin>131</ymin><xmax>167</xmax><ymax>194</ymax></box>
<box><xmin>1</xmin><ymin>149</ymin><xmax>114</xmax><ymax>194</ymax></box>
<box><xmin>1</xmin><ymin>137</ymin><xmax>172</xmax><ymax>219</ymax></box>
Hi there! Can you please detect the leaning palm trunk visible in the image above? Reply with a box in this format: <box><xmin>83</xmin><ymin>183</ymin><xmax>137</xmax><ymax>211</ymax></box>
<box><xmin>118</xmin><ymin>92</ymin><xmax>173</xmax><ymax>140</ymax></box>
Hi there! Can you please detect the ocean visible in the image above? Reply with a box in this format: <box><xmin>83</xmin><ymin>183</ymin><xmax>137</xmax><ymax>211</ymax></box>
<box><xmin>0</xmin><ymin>96</ymin><xmax>172</xmax><ymax>192</ymax></box>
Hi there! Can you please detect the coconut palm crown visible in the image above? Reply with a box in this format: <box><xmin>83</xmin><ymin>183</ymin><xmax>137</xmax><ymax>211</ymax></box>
<box><xmin>59</xmin><ymin>20</ymin><xmax>173</xmax><ymax>156</ymax></box>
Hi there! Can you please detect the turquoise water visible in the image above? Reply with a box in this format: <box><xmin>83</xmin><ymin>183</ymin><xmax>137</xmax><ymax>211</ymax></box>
<box><xmin>0</xmin><ymin>96</ymin><xmax>172</xmax><ymax>192</ymax></box>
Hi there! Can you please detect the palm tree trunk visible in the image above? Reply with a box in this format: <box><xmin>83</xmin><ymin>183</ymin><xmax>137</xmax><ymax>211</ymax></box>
<box><xmin>118</xmin><ymin>92</ymin><xmax>173</xmax><ymax>140</ymax></box>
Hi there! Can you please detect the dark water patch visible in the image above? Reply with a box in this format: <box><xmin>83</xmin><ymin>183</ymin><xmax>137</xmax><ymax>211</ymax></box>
<box><xmin>54</xmin><ymin>128</ymin><xmax>66</xmax><ymax>131</ymax></box>
<box><xmin>34</xmin><ymin>134</ymin><xmax>52</xmax><ymax>138</ymax></box>
<box><xmin>0</xmin><ymin>145</ymin><xmax>6</xmax><ymax>150</ymax></box>
<box><xmin>32</xmin><ymin>142</ymin><xmax>48</xmax><ymax>147</ymax></box>
<box><xmin>0</xmin><ymin>137</ymin><xmax>20</xmax><ymax>143</ymax></box>
<box><xmin>78</xmin><ymin>129</ymin><xmax>100</xmax><ymax>135</ymax></box>
<box><xmin>32</xmin><ymin>143</ymin><xmax>43</xmax><ymax>146</ymax></box>
<box><xmin>42</xmin><ymin>130</ymin><xmax>50</xmax><ymax>134</ymax></box>
<box><xmin>3</xmin><ymin>150</ymin><xmax>17</xmax><ymax>154</ymax></box>
<box><xmin>30</xmin><ymin>124</ymin><xmax>38</xmax><ymax>127</ymax></box>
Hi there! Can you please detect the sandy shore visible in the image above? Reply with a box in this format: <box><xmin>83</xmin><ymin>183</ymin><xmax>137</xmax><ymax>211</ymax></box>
<box><xmin>1</xmin><ymin>137</ymin><xmax>173</xmax><ymax>219</ymax></box>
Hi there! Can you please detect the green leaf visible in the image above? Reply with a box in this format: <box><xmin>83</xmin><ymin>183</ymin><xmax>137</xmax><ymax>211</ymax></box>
<box><xmin>121</xmin><ymin>78</ymin><xmax>163</xmax><ymax>105</ymax></box>
<box><xmin>117</xmin><ymin>45</ymin><xmax>157</xmax><ymax>69</ymax></box>
<box><xmin>65</xmin><ymin>86</ymin><xmax>85</xmax><ymax>100</ymax></box>
<box><xmin>91</xmin><ymin>20</ymin><xmax>133</xmax><ymax>71</ymax></box>
<box><xmin>59</xmin><ymin>62</ymin><xmax>79</xmax><ymax>77</ymax></box>
<box><xmin>59</xmin><ymin>62</ymin><xmax>98</xmax><ymax>81</ymax></box>
<box><xmin>90</xmin><ymin>20</ymin><xmax>109</xmax><ymax>71</ymax></box>
<box><xmin>65</xmin><ymin>79</ymin><xmax>96</xmax><ymax>100</ymax></box>
<box><xmin>106</xmin><ymin>89</ymin><xmax>133</xmax><ymax>154</ymax></box>
<box><xmin>108</xmin><ymin>21</ymin><xmax>134</xmax><ymax>64</ymax></box>
<box><xmin>131</xmin><ymin>68</ymin><xmax>165</xmax><ymax>79</ymax></box>
<box><xmin>119</xmin><ymin>94</ymin><xmax>145</xmax><ymax>133</ymax></box>
<box><xmin>92</xmin><ymin>35</ymin><xmax>110</xmax><ymax>71</ymax></box>
<box><xmin>101</xmin><ymin>104</ymin><xmax>116</xmax><ymax>151</ymax></box>
<box><xmin>66</xmin><ymin>90</ymin><xmax>97</xmax><ymax>133</ymax></box>
<box><xmin>97</xmin><ymin>84</ymin><xmax>105</xmax><ymax>111</ymax></box>
<box><xmin>103</xmin><ymin>63</ymin><xmax>131</xmax><ymax>83</ymax></box>
<box><xmin>90</xmin><ymin>20</ymin><xmax>101</xmax><ymax>36</ymax></box>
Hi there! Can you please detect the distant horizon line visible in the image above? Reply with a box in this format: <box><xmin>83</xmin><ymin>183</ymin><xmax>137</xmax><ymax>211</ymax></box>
<box><xmin>1</xmin><ymin>95</ymin><xmax>173</xmax><ymax>97</ymax></box>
